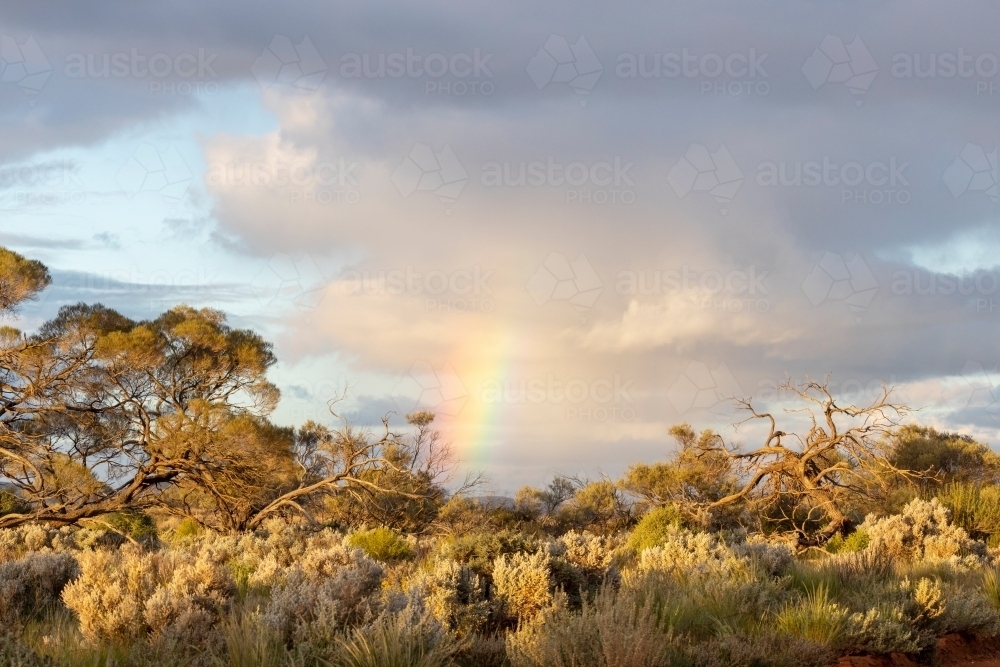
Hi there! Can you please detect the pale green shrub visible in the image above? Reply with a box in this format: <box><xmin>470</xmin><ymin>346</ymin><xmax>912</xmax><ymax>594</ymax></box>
<box><xmin>858</xmin><ymin>498</ymin><xmax>986</xmax><ymax>566</ymax></box>
<box><xmin>262</xmin><ymin>544</ymin><xmax>385</xmax><ymax>645</ymax></box>
<box><xmin>492</xmin><ymin>552</ymin><xmax>552</xmax><ymax>623</ymax></box>
<box><xmin>415</xmin><ymin>558</ymin><xmax>493</xmax><ymax>634</ymax></box>
<box><xmin>506</xmin><ymin>586</ymin><xmax>674</xmax><ymax>667</ymax></box>
<box><xmin>347</xmin><ymin>527</ymin><xmax>414</xmax><ymax>562</ymax></box>
<box><xmin>731</xmin><ymin>536</ymin><xmax>796</xmax><ymax>576</ymax></box>
<box><xmin>825</xmin><ymin>529</ymin><xmax>870</xmax><ymax>554</ymax></box>
<box><xmin>548</xmin><ymin>530</ymin><xmax>621</xmax><ymax>580</ymax></box>
<box><xmin>636</xmin><ymin>527</ymin><xmax>741</xmax><ymax>578</ymax></box>
<box><xmin>0</xmin><ymin>552</ymin><xmax>79</xmax><ymax>625</ymax></box>
<box><xmin>61</xmin><ymin>545</ymin><xmax>160</xmax><ymax>643</ymax></box>
<box><xmin>143</xmin><ymin>548</ymin><xmax>236</xmax><ymax>643</ymax></box>
<box><xmin>625</xmin><ymin>504</ymin><xmax>683</xmax><ymax>553</ymax></box>
<box><xmin>841</xmin><ymin>576</ymin><xmax>948</xmax><ymax>653</ymax></box>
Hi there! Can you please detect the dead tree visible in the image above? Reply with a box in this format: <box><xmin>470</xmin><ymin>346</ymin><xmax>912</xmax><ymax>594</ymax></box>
<box><xmin>693</xmin><ymin>377</ymin><xmax>919</xmax><ymax>547</ymax></box>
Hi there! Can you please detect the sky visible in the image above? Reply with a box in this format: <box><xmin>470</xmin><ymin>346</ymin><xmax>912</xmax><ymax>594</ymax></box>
<box><xmin>1</xmin><ymin>1</ymin><xmax>999</xmax><ymax>493</ymax></box>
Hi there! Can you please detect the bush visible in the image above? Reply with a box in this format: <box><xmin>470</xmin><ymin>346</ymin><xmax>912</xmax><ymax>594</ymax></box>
<box><xmin>438</xmin><ymin>530</ymin><xmax>539</xmax><ymax>578</ymax></box>
<box><xmin>506</xmin><ymin>584</ymin><xmax>675</xmax><ymax>667</ymax></box>
<box><xmin>348</xmin><ymin>527</ymin><xmax>414</xmax><ymax>562</ymax></box>
<box><xmin>417</xmin><ymin>558</ymin><xmax>494</xmax><ymax>634</ymax></box>
<box><xmin>636</xmin><ymin>526</ymin><xmax>740</xmax><ymax>578</ymax></box>
<box><xmin>61</xmin><ymin>545</ymin><xmax>160</xmax><ymax>643</ymax></box>
<box><xmin>492</xmin><ymin>552</ymin><xmax>552</xmax><ymax>624</ymax></box>
<box><xmin>262</xmin><ymin>545</ymin><xmax>385</xmax><ymax>645</ymax></box>
<box><xmin>625</xmin><ymin>504</ymin><xmax>683</xmax><ymax>553</ymax></box>
<box><xmin>858</xmin><ymin>498</ymin><xmax>986</xmax><ymax>566</ymax></box>
<box><xmin>0</xmin><ymin>490</ymin><xmax>28</xmax><ymax>517</ymax></box>
<box><xmin>336</xmin><ymin>608</ymin><xmax>465</xmax><ymax>667</ymax></box>
<box><xmin>938</xmin><ymin>482</ymin><xmax>1000</xmax><ymax>542</ymax></box>
<box><xmin>0</xmin><ymin>552</ymin><xmax>79</xmax><ymax>626</ymax></box>
<box><xmin>143</xmin><ymin>549</ymin><xmax>236</xmax><ymax>644</ymax></box>
<box><xmin>776</xmin><ymin>585</ymin><xmax>848</xmax><ymax>648</ymax></box>
<box><xmin>96</xmin><ymin>511</ymin><xmax>158</xmax><ymax>543</ymax></box>
<box><xmin>825</xmin><ymin>529</ymin><xmax>870</xmax><ymax>554</ymax></box>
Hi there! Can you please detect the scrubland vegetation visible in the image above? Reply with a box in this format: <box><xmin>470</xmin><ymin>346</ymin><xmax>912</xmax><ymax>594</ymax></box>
<box><xmin>4</xmin><ymin>245</ymin><xmax>1000</xmax><ymax>666</ymax></box>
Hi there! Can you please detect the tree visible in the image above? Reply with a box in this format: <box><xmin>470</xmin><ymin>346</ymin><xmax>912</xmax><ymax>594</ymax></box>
<box><xmin>0</xmin><ymin>247</ymin><xmax>460</xmax><ymax>532</ymax></box>
<box><xmin>887</xmin><ymin>424</ymin><xmax>1000</xmax><ymax>487</ymax></box>
<box><xmin>0</xmin><ymin>247</ymin><xmax>50</xmax><ymax>314</ymax></box>
<box><xmin>686</xmin><ymin>378</ymin><xmax>917</xmax><ymax>546</ymax></box>
<box><xmin>621</xmin><ymin>424</ymin><xmax>738</xmax><ymax>512</ymax></box>
<box><xmin>558</xmin><ymin>478</ymin><xmax>633</xmax><ymax>534</ymax></box>
<box><xmin>318</xmin><ymin>410</ymin><xmax>466</xmax><ymax>532</ymax></box>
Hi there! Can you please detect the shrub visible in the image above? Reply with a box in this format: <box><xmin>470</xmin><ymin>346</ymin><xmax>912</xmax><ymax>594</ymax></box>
<box><xmin>348</xmin><ymin>527</ymin><xmax>414</xmax><ymax>562</ymax></box>
<box><xmin>61</xmin><ymin>545</ymin><xmax>160</xmax><ymax>643</ymax></box>
<box><xmin>0</xmin><ymin>552</ymin><xmax>79</xmax><ymax>626</ymax></box>
<box><xmin>0</xmin><ymin>490</ymin><xmax>28</xmax><ymax>517</ymax></box>
<box><xmin>96</xmin><ymin>511</ymin><xmax>158</xmax><ymax>543</ymax></box>
<box><xmin>636</xmin><ymin>526</ymin><xmax>740</xmax><ymax>578</ymax></box>
<box><xmin>506</xmin><ymin>585</ymin><xmax>675</xmax><ymax>667</ymax></box>
<box><xmin>0</xmin><ymin>632</ymin><xmax>53</xmax><ymax>667</ymax></box>
<box><xmin>262</xmin><ymin>545</ymin><xmax>385</xmax><ymax>645</ymax></box>
<box><xmin>825</xmin><ymin>529</ymin><xmax>870</xmax><ymax>554</ymax></box>
<box><xmin>438</xmin><ymin>530</ymin><xmax>539</xmax><ymax>578</ymax></box>
<box><xmin>938</xmin><ymin>482</ymin><xmax>1000</xmax><ymax>542</ymax></box>
<box><xmin>417</xmin><ymin>558</ymin><xmax>493</xmax><ymax>634</ymax></box>
<box><xmin>336</xmin><ymin>608</ymin><xmax>465</xmax><ymax>667</ymax></box>
<box><xmin>776</xmin><ymin>585</ymin><xmax>848</xmax><ymax>648</ymax></box>
<box><xmin>858</xmin><ymin>498</ymin><xmax>986</xmax><ymax>566</ymax></box>
<box><xmin>547</xmin><ymin>530</ymin><xmax>622</xmax><ymax>602</ymax></box>
<box><xmin>143</xmin><ymin>549</ymin><xmax>236</xmax><ymax>644</ymax></box>
<box><xmin>492</xmin><ymin>552</ymin><xmax>552</xmax><ymax>624</ymax></box>
<box><xmin>172</xmin><ymin>517</ymin><xmax>202</xmax><ymax>540</ymax></box>
<box><xmin>625</xmin><ymin>504</ymin><xmax>683</xmax><ymax>553</ymax></box>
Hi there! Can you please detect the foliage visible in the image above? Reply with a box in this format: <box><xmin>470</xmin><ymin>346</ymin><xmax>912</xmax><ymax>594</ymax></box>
<box><xmin>0</xmin><ymin>552</ymin><xmax>79</xmax><ymax>626</ymax></box>
<box><xmin>888</xmin><ymin>425</ymin><xmax>1000</xmax><ymax>486</ymax></box>
<box><xmin>857</xmin><ymin>497</ymin><xmax>986</xmax><ymax>566</ymax></box>
<box><xmin>92</xmin><ymin>511</ymin><xmax>158</xmax><ymax>543</ymax></box>
<box><xmin>937</xmin><ymin>481</ymin><xmax>1000</xmax><ymax>542</ymax></box>
<box><xmin>825</xmin><ymin>529</ymin><xmax>870</xmax><ymax>554</ymax></box>
<box><xmin>492</xmin><ymin>551</ymin><xmax>552</xmax><ymax>623</ymax></box>
<box><xmin>347</xmin><ymin>527</ymin><xmax>415</xmax><ymax>562</ymax></box>
<box><xmin>336</xmin><ymin>608</ymin><xmax>465</xmax><ymax>667</ymax></box>
<box><xmin>626</xmin><ymin>504</ymin><xmax>683</xmax><ymax>553</ymax></box>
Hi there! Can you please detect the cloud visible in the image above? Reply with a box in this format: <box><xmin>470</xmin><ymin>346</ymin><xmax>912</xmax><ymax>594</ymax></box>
<box><xmin>4</xmin><ymin>0</ymin><xmax>1000</xmax><ymax>486</ymax></box>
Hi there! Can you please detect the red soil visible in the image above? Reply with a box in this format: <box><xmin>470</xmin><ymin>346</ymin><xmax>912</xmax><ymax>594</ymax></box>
<box><xmin>837</xmin><ymin>634</ymin><xmax>1000</xmax><ymax>667</ymax></box>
